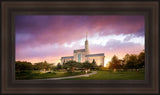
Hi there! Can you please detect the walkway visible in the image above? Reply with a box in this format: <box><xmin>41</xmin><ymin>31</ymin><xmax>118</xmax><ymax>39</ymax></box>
<box><xmin>38</xmin><ymin>71</ymin><xmax>97</xmax><ymax>80</ymax></box>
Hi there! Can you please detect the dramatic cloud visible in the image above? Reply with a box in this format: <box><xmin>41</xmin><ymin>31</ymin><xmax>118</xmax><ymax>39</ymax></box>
<box><xmin>16</xmin><ymin>15</ymin><xmax>145</xmax><ymax>66</ymax></box>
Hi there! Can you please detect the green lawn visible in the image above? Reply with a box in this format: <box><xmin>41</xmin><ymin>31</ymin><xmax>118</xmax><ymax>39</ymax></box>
<box><xmin>65</xmin><ymin>71</ymin><xmax>145</xmax><ymax>80</ymax></box>
<box><xmin>16</xmin><ymin>70</ymin><xmax>87</xmax><ymax>80</ymax></box>
<box><xmin>16</xmin><ymin>70</ymin><xmax>145</xmax><ymax>80</ymax></box>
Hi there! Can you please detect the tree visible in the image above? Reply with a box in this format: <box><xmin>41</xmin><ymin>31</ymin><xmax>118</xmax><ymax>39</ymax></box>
<box><xmin>51</xmin><ymin>65</ymin><xmax>57</xmax><ymax>71</ymax></box>
<box><xmin>63</xmin><ymin>60</ymin><xmax>77</xmax><ymax>72</ymax></box>
<box><xmin>63</xmin><ymin>60</ymin><xmax>66</xmax><ymax>65</ymax></box>
<box><xmin>34</xmin><ymin>62</ymin><xmax>43</xmax><ymax>70</ymax></box>
<box><xmin>123</xmin><ymin>54</ymin><xmax>130</xmax><ymax>64</ymax></box>
<box><xmin>33</xmin><ymin>61</ymin><xmax>51</xmax><ymax>70</ymax></box>
<box><xmin>109</xmin><ymin>55</ymin><xmax>122</xmax><ymax>69</ymax></box>
<box><xmin>92</xmin><ymin>59</ymin><xmax>96</xmax><ymax>64</ymax></box>
<box><xmin>15</xmin><ymin>61</ymin><xmax>33</xmax><ymax>71</ymax></box>
<box><xmin>75</xmin><ymin>62</ymin><xmax>82</xmax><ymax>69</ymax></box>
<box><xmin>56</xmin><ymin>63</ymin><xmax>62</xmax><ymax>69</ymax></box>
<box><xmin>43</xmin><ymin>61</ymin><xmax>51</xmax><ymax>70</ymax></box>
<box><xmin>111</xmin><ymin>55</ymin><xmax>119</xmax><ymax>64</ymax></box>
<box><xmin>137</xmin><ymin>50</ymin><xmax>145</xmax><ymax>68</ymax></box>
<box><xmin>82</xmin><ymin>61</ymin><xmax>93</xmax><ymax>71</ymax></box>
<box><xmin>91</xmin><ymin>59</ymin><xmax>98</xmax><ymax>70</ymax></box>
<box><xmin>125</xmin><ymin>54</ymin><xmax>138</xmax><ymax>69</ymax></box>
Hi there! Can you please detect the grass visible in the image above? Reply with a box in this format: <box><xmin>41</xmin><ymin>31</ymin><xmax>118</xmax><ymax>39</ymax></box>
<box><xmin>65</xmin><ymin>71</ymin><xmax>145</xmax><ymax>80</ymax></box>
<box><xmin>16</xmin><ymin>70</ymin><xmax>145</xmax><ymax>80</ymax></box>
<box><xmin>16</xmin><ymin>70</ymin><xmax>87</xmax><ymax>80</ymax></box>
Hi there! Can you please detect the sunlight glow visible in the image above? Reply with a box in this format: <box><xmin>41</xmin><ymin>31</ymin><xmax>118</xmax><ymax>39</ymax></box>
<box><xmin>104</xmin><ymin>58</ymin><xmax>110</xmax><ymax>67</ymax></box>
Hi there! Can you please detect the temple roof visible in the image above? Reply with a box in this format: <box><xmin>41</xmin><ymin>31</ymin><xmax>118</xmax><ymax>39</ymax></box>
<box><xmin>86</xmin><ymin>53</ymin><xmax>104</xmax><ymax>57</ymax></box>
<box><xmin>74</xmin><ymin>49</ymin><xmax>86</xmax><ymax>53</ymax></box>
<box><xmin>61</xmin><ymin>56</ymin><xmax>73</xmax><ymax>59</ymax></box>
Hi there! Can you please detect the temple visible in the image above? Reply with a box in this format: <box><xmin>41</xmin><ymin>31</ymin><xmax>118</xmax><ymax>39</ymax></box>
<box><xmin>61</xmin><ymin>32</ymin><xmax>105</xmax><ymax>66</ymax></box>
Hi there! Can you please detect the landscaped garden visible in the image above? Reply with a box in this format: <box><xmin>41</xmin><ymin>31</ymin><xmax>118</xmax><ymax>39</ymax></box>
<box><xmin>15</xmin><ymin>50</ymin><xmax>145</xmax><ymax>80</ymax></box>
<box><xmin>16</xmin><ymin>69</ymin><xmax>145</xmax><ymax>80</ymax></box>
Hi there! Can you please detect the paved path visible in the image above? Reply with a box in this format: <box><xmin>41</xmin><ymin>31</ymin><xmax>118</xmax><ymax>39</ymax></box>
<box><xmin>38</xmin><ymin>71</ymin><xmax>97</xmax><ymax>80</ymax></box>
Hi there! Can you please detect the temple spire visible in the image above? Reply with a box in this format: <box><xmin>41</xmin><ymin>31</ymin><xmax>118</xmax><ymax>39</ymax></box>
<box><xmin>86</xmin><ymin>32</ymin><xmax>88</xmax><ymax>40</ymax></box>
<box><xmin>85</xmin><ymin>32</ymin><xmax>89</xmax><ymax>54</ymax></box>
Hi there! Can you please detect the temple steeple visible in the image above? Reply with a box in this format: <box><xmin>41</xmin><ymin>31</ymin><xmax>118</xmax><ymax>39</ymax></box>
<box><xmin>86</xmin><ymin>32</ymin><xmax>88</xmax><ymax>40</ymax></box>
<box><xmin>85</xmin><ymin>32</ymin><xmax>89</xmax><ymax>54</ymax></box>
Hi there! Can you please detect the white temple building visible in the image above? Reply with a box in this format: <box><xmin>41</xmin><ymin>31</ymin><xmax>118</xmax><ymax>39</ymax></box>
<box><xmin>61</xmin><ymin>33</ymin><xmax>105</xmax><ymax>66</ymax></box>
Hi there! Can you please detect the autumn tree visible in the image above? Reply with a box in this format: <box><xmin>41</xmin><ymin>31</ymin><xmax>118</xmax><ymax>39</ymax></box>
<box><xmin>123</xmin><ymin>54</ymin><xmax>130</xmax><ymax>64</ymax></box>
<box><xmin>109</xmin><ymin>55</ymin><xmax>122</xmax><ymax>69</ymax></box>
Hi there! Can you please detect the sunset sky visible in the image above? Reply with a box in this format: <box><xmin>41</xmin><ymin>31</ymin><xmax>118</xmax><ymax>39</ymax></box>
<box><xmin>16</xmin><ymin>15</ymin><xmax>145</xmax><ymax>66</ymax></box>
